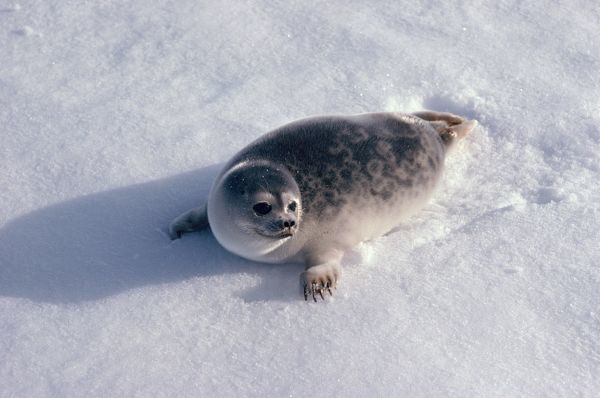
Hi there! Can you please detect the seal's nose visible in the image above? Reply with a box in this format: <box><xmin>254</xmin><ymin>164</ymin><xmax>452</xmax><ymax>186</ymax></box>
<box><xmin>275</xmin><ymin>219</ymin><xmax>296</xmax><ymax>237</ymax></box>
<box><xmin>283</xmin><ymin>220</ymin><xmax>295</xmax><ymax>228</ymax></box>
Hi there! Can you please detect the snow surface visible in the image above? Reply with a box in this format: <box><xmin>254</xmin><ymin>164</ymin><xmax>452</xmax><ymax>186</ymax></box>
<box><xmin>1</xmin><ymin>0</ymin><xmax>599</xmax><ymax>396</ymax></box>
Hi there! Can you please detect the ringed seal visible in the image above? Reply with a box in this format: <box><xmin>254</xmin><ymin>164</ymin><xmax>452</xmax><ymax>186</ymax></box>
<box><xmin>169</xmin><ymin>111</ymin><xmax>477</xmax><ymax>301</ymax></box>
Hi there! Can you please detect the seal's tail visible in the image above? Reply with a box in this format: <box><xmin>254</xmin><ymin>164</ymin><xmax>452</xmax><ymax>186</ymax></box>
<box><xmin>413</xmin><ymin>110</ymin><xmax>478</xmax><ymax>148</ymax></box>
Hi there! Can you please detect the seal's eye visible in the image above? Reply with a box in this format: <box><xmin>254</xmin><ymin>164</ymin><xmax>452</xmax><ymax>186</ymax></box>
<box><xmin>253</xmin><ymin>202</ymin><xmax>272</xmax><ymax>216</ymax></box>
<box><xmin>288</xmin><ymin>201</ymin><xmax>297</xmax><ymax>212</ymax></box>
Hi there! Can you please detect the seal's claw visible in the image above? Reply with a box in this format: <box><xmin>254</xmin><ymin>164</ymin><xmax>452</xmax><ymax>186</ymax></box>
<box><xmin>300</xmin><ymin>262</ymin><xmax>341</xmax><ymax>302</ymax></box>
<box><xmin>326</xmin><ymin>282</ymin><xmax>333</xmax><ymax>296</ymax></box>
<box><xmin>302</xmin><ymin>281</ymin><xmax>329</xmax><ymax>302</ymax></box>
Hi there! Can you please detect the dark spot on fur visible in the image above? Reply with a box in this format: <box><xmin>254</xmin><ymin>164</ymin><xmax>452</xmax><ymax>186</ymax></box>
<box><xmin>381</xmin><ymin>189</ymin><xmax>393</xmax><ymax>200</ymax></box>
<box><xmin>340</xmin><ymin>169</ymin><xmax>352</xmax><ymax>182</ymax></box>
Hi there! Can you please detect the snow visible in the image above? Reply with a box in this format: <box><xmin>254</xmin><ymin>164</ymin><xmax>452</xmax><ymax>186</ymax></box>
<box><xmin>1</xmin><ymin>0</ymin><xmax>598</xmax><ymax>396</ymax></box>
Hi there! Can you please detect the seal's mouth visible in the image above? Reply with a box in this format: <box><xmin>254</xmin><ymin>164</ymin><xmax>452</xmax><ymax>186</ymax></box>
<box><xmin>255</xmin><ymin>229</ymin><xmax>295</xmax><ymax>240</ymax></box>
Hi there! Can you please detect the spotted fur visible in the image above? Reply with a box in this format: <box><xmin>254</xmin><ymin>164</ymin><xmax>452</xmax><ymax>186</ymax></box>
<box><xmin>228</xmin><ymin>113</ymin><xmax>445</xmax><ymax>218</ymax></box>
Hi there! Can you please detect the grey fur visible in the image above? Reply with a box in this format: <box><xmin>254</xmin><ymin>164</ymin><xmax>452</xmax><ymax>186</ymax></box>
<box><xmin>232</xmin><ymin>113</ymin><xmax>443</xmax><ymax>217</ymax></box>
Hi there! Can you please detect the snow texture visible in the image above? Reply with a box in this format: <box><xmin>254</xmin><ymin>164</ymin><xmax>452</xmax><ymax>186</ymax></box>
<box><xmin>1</xmin><ymin>0</ymin><xmax>599</xmax><ymax>397</ymax></box>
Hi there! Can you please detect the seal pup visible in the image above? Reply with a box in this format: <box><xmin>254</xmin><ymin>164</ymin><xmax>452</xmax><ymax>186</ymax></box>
<box><xmin>169</xmin><ymin>111</ymin><xmax>477</xmax><ymax>301</ymax></box>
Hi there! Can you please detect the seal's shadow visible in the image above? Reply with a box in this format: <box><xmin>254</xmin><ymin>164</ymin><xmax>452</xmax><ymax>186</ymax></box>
<box><xmin>0</xmin><ymin>165</ymin><xmax>302</xmax><ymax>304</ymax></box>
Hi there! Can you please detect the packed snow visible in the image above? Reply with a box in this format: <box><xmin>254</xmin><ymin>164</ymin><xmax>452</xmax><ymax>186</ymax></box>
<box><xmin>1</xmin><ymin>0</ymin><xmax>598</xmax><ymax>397</ymax></box>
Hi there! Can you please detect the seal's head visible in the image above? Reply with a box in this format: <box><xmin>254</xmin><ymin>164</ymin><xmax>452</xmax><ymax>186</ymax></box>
<box><xmin>207</xmin><ymin>160</ymin><xmax>302</xmax><ymax>262</ymax></box>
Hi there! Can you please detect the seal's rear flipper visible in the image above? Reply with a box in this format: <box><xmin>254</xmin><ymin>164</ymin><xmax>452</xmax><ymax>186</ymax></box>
<box><xmin>412</xmin><ymin>111</ymin><xmax>464</xmax><ymax>126</ymax></box>
<box><xmin>413</xmin><ymin>110</ymin><xmax>477</xmax><ymax>148</ymax></box>
<box><xmin>445</xmin><ymin>119</ymin><xmax>478</xmax><ymax>139</ymax></box>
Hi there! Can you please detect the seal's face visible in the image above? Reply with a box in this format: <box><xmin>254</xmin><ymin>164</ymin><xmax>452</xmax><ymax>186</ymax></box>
<box><xmin>249</xmin><ymin>190</ymin><xmax>299</xmax><ymax>239</ymax></box>
<box><xmin>208</xmin><ymin>161</ymin><xmax>302</xmax><ymax>260</ymax></box>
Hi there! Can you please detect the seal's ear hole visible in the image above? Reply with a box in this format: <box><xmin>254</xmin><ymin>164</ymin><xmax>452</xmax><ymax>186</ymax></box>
<box><xmin>288</xmin><ymin>201</ymin><xmax>297</xmax><ymax>212</ymax></box>
<box><xmin>240</xmin><ymin>189</ymin><xmax>245</xmax><ymax>195</ymax></box>
<box><xmin>253</xmin><ymin>202</ymin><xmax>272</xmax><ymax>216</ymax></box>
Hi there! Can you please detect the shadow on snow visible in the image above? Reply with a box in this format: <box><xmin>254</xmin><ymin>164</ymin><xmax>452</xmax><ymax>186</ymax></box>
<box><xmin>0</xmin><ymin>165</ymin><xmax>303</xmax><ymax>304</ymax></box>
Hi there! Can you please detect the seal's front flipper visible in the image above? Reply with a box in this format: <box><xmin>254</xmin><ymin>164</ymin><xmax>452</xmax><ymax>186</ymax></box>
<box><xmin>300</xmin><ymin>251</ymin><xmax>343</xmax><ymax>301</ymax></box>
<box><xmin>169</xmin><ymin>205</ymin><xmax>209</xmax><ymax>240</ymax></box>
